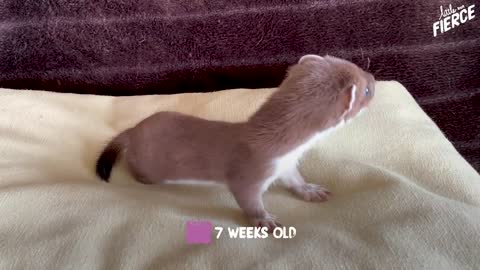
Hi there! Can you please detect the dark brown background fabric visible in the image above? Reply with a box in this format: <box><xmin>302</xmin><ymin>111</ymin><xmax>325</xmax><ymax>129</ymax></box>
<box><xmin>0</xmin><ymin>0</ymin><xmax>479</xmax><ymax>170</ymax></box>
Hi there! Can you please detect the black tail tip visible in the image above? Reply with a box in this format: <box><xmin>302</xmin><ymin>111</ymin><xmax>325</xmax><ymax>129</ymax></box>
<box><xmin>96</xmin><ymin>163</ymin><xmax>111</xmax><ymax>182</ymax></box>
<box><xmin>95</xmin><ymin>146</ymin><xmax>119</xmax><ymax>182</ymax></box>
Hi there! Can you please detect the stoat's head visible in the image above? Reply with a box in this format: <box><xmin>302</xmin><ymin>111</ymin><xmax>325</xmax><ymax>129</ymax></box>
<box><xmin>279</xmin><ymin>54</ymin><xmax>375</xmax><ymax>128</ymax></box>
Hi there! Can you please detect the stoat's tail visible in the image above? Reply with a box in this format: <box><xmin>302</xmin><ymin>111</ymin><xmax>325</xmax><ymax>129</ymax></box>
<box><xmin>96</xmin><ymin>133</ymin><xmax>126</xmax><ymax>182</ymax></box>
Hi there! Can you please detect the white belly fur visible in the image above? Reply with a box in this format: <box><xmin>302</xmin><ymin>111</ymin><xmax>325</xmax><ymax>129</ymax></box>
<box><xmin>164</xmin><ymin>179</ymin><xmax>221</xmax><ymax>186</ymax></box>
<box><xmin>262</xmin><ymin>123</ymin><xmax>344</xmax><ymax>192</ymax></box>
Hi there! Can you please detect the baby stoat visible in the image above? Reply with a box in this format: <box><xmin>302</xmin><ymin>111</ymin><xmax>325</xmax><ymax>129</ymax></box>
<box><xmin>95</xmin><ymin>54</ymin><xmax>375</xmax><ymax>231</ymax></box>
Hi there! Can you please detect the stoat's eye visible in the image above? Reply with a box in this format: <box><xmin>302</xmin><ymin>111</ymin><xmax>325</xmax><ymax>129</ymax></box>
<box><xmin>365</xmin><ymin>87</ymin><xmax>370</xmax><ymax>96</ymax></box>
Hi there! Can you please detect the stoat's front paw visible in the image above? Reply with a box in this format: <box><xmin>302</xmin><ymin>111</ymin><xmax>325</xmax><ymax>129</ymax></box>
<box><xmin>293</xmin><ymin>183</ymin><xmax>331</xmax><ymax>202</ymax></box>
<box><xmin>251</xmin><ymin>215</ymin><xmax>282</xmax><ymax>233</ymax></box>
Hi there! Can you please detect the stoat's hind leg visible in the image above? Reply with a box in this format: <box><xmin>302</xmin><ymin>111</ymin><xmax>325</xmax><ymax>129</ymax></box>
<box><xmin>281</xmin><ymin>167</ymin><xmax>331</xmax><ymax>202</ymax></box>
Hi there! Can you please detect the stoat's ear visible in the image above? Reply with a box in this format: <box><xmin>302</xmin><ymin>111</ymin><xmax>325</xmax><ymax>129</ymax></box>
<box><xmin>347</xmin><ymin>84</ymin><xmax>357</xmax><ymax>112</ymax></box>
<box><xmin>298</xmin><ymin>54</ymin><xmax>324</xmax><ymax>64</ymax></box>
<box><xmin>340</xmin><ymin>84</ymin><xmax>357</xmax><ymax>117</ymax></box>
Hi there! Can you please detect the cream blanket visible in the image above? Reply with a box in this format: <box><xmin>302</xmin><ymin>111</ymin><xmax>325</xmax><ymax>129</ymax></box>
<box><xmin>0</xmin><ymin>82</ymin><xmax>479</xmax><ymax>270</ymax></box>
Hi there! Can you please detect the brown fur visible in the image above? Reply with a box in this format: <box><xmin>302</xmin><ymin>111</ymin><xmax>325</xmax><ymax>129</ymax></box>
<box><xmin>96</xmin><ymin>55</ymin><xmax>375</xmax><ymax>231</ymax></box>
